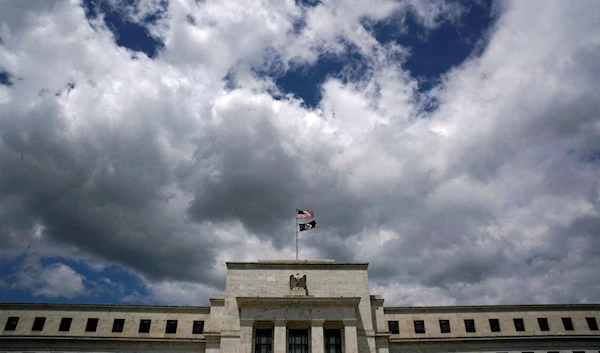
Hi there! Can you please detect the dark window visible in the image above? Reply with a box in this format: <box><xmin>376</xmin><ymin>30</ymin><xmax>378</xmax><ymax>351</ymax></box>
<box><xmin>139</xmin><ymin>319</ymin><xmax>151</xmax><ymax>333</ymax></box>
<box><xmin>112</xmin><ymin>319</ymin><xmax>125</xmax><ymax>332</ymax></box>
<box><xmin>547</xmin><ymin>351</ymin><xmax>559</xmax><ymax>353</ymax></box>
<box><xmin>562</xmin><ymin>317</ymin><xmax>574</xmax><ymax>331</ymax></box>
<box><xmin>31</xmin><ymin>317</ymin><xmax>46</xmax><ymax>331</ymax></box>
<box><xmin>586</xmin><ymin>317</ymin><xmax>598</xmax><ymax>330</ymax></box>
<box><xmin>325</xmin><ymin>329</ymin><xmax>342</xmax><ymax>353</ymax></box>
<box><xmin>288</xmin><ymin>329</ymin><xmax>308</xmax><ymax>353</ymax></box>
<box><xmin>464</xmin><ymin>319</ymin><xmax>476</xmax><ymax>333</ymax></box>
<box><xmin>255</xmin><ymin>329</ymin><xmax>272</xmax><ymax>353</ymax></box>
<box><xmin>489</xmin><ymin>318</ymin><xmax>501</xmax><ymax>332</ymax></box>
<box><xmin>538</xmin><ymin>318</ymin><xmax>550</xmax><ymax>331</ymax></box>
<box><xmin>439</xmin><ymin>320</ymin><xmax>450</xmax><ymax>333</ymax></box>
<box><xmin>414</xmin><ymin>320</ymin><xmax>425</xmax><ymax>334</ymax></box>
<box><xmin>4</xmin><ymin>317</ymin><xmax>19</xmax><ymax>331</ymax></box>
<box><xmin>165</xmin><ymin>320</ymin><xmax>177</xmax><ymax>334</ymax></box>
<box><xmin>514</xmin><ymin>318</ymin><xmax>525</xmax><ymax>332</ymax></box>
<box><xmin>192</xmin><ymin>320</ymin><xmax>204</xmax><ymax>334</ymax></box>
<box><xmin>388</xmin><ymin>321</ymin><xmax>399</xmax><ymax>334</ymax></box>
<box><xmin>85</xmin><ymin>318</ymin><xmax>99</xmax><ymax>332</ymax></box>
<box><xmin>59</xmin><ymin>318</ymin><xmax>72</xmax><ymax>332</ymax></box>
<box><xmin>573</xmin><ymin>351</ymin><xmax>585</xmax><ymax>353</ymax></box>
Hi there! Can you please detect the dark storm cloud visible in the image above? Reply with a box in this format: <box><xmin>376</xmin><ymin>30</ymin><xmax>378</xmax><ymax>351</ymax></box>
<box><xmin>0</xmin><ymin>96</ymin><xmax>220</xmax><ymax>286</ymax></box>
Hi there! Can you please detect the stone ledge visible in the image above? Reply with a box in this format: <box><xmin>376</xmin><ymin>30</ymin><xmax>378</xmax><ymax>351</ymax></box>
<box><xmin>389</xmin><ymin>334</ymin><xmax>600</xmax><ymax>344</ymax></box>
<box><xmin>384</xmin><ymin>303</ymin><xmax>600</xmax><ymax>313</ymax></box>
<box><xmin>236</xmin><ymin>297</ymin><xmax>361</xmax><ymax>308</ymax></box>
<box><xmin>227</xmin><ymin>262</ymin><xmax>368</xmax><ymax>270</ymax></box>
<box><xmin>0</xmin><ymin>302</ymin><xmax>211</xmax><ymax>313</ymax></box>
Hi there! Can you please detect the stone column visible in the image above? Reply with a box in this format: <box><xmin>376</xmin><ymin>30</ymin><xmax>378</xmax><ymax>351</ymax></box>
<box><xmin>274</xmin><ymin>320</ymin><xmax>287</xmax><ymax>353</ymax></box>
<box><xmin>240</xmin><ymin>320</ymin><xmax>254</xmax><ymax>353</ymax></box>
<box><xmin>311</xmin><ymin>320</ymin><xmax>325</xmax><ymax>353</ymax></box>
<box><xmin>343</xmin><ymin>319</ymin><xmax>359</xmax><ymax>353</ymax></box>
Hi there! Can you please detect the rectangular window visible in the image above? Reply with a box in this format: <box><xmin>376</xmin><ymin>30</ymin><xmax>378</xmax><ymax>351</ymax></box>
<box><xmin>324</xmin><ymin>329</ymin><xmax>342</xmax><ymax>353</ymax></box>
<box><xmin>439</xmin><ymin>320</ymin><xmax>450</xmax><ymax>333</ymax></box>
<box><xmin>562</xmin><ymin>317</ymin><xmax>574</xmax><ymax>331</ymax></box>
<box><xmin>414</xmin><ymin>320</ymin><xmax>425</xmax><ymax>334</ymax></box>
<box><xmin>288</xmin><ymin>329</ymin><xmax>308</xmax><ymax>353</ymax></box>
<box><xmin>547</xmin><ymin>351</ymin><xmax>559</xmax><ymax>353</ymax></box>
<box><xmin>4</xmin><ymin>317</ymin><xmax>19</xmax><ymax>331</ymax></box>
<box><xmin>31</xmin><ymin>317</ymin><xmax>46</xmax><ymax>331</ymax></box>
<box><xmin>139</xmin><ymin>319</ymin><xmax>151</xmax><ymax>333</ymax></box>
<box><xmin>165</xmin><ymin>320</ymin><xmax>177</xmax><ymax>334</ymax></box>
<box><xmin>538</xmin><ymin>318</ymin><xmax>550</xmax><ymax>331</ymax></box>
<box><xmin>85</xmin><ymin>318</ymin><xmax>99</xmax><ymax>332</ymax></box>
<box><xmin>255</xmin><ymin>329</ymin><xmax>273</xmax><ymax>353</ymax></box>
<box><xmin>464</xmin><ymin>319</ymin><xmax>476</xmax><ymax>333</ymax></box>
<box><xmin>59</xmin><ymin>318</ymin><xmax>72</xmax><ymax>332</ymax></box>
<box><xmin>586</xmin><ymin>317</ymin><xmax>599</xmax><ymax>330</ymax></box>
<box><xmin>112</xmin><ymin>319</ymin><xmax>125</xmax><ymax>333</ymax></box>
<box><xmin>514</xmin><ymin>318</ymin><xmax>525</xmax><ymax>332</ymax></box>
<box><xmin>388</xmin><ymin>320</ymin><xmax>399</xmax><ymax>334</ymax></box>
<box><xmin>192</xmin><ymin>320</ymin><xmax>204</xmax><ymax>334</ymax></box>
<box><xmin>573</xmin><ymin>351</ymin><xmax>585</xmax><ymax>353</ymax></box>
<box><xmin>489</xmin><ymin>318</ymin><xmax>501</xmax><ymax>332</ymax></box>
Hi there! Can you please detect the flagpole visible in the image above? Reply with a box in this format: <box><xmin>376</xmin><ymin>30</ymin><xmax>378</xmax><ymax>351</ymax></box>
<box><xmin>295</xmin><ymin>208</ymin><xmax>299</xmax><ymax>260</ymax></box>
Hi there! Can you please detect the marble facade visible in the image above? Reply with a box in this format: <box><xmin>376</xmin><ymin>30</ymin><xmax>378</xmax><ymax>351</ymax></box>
<box><xmin>1</xmin><ymin>259</ymin><xmax>600</xmax><ymax>352</ymax></box>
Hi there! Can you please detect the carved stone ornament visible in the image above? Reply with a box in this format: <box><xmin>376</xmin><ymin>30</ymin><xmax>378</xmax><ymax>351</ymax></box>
<box><xmin>289</xmin><ymin>274</ymin><xmax>307</xmax><ymax>290</ymax></box>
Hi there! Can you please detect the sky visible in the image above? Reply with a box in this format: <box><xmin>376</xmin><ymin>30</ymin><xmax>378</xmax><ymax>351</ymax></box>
<box><xmin>0</xmin><ymin>0</ymin><xmax>599</xmax><ymax>307</ymax></box>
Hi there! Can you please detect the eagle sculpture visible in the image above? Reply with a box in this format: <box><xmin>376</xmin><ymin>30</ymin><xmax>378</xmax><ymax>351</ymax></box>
<box><xmin>289</xmin><ymin>274</ymin><xmax>307</xmax><ymax>290</ymax></box>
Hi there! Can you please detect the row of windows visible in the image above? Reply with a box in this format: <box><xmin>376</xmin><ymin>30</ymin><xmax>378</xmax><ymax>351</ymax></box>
<box><xmin>3</xmin><ymin>317</ymin><xmax>204</xmax><ymax>334</ymax></box>
<box><xmin>255</xmin><ymin>328</ymin><xmax>341</xmax><ymax>353</ymax></box>
<box><xmin>388</xmin><ymin>317</ymin><xmax>599</xmax><ymax>334</ymax></box>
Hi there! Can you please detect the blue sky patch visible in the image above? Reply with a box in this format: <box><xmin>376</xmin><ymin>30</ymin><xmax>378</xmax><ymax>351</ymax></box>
<box><xmin>0</xmin><ymin>69</ymin><xmax>13</xmax><ymax>86</ymax></box>
<box><xmin>364</xmin><ymin>1</ymin><xmax>496</xmax><ymax>92</ymax></box>
<box><xmin>81</xmin><ymin>0</ymin><xmax>166</xmax><ymax>58</ymax></box>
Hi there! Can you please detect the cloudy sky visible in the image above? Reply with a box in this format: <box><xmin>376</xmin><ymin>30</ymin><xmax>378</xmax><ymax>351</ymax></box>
<box><xmin>1</xmin><ymin>0</ymin><xmax>599</xmax><ymax>307</ymax></box>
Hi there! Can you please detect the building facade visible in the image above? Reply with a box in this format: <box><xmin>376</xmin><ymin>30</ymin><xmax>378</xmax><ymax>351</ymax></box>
<box><xmin>1</xmin><ymin>260</ymin><xmax>599</xmax><ymax>353</ymax></box>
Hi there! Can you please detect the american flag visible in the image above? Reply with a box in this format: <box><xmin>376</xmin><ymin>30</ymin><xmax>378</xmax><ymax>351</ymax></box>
<box><xmin>297</xmin><ymin>209</ymin><xmax>315</xmax><ymax>219</ymax></box>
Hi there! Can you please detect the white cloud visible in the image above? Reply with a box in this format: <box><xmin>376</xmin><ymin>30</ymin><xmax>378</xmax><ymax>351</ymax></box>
<box><xmin>1</xmin><ymin>0</ymin><xmax>599</xmax><ymax>306</ymax></box>
<box><xmin>11</xmin><ymin>259</ymin><xmax>88</xmax><ymax>299</ymax></box>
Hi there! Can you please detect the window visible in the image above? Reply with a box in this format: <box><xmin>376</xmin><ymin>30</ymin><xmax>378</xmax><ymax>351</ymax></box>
<box><xmin>165</xmin><ymin>320</ymin><xmax>178</xmax><ymax>334</ymax></box>
<box><xmin>586</xmin><ymin>317</ymin><xmax>598</xmax><ymax>330</ymax></box>
<box><xmin>4</xmin><ymin>317</ymin><xmax>19</xmax><ymax>331</ymax></box>
<box><xmin>85</xmin><ymin>318</ymin><xmax>99</xmax><ymax>332</ymax></box>
<box><xmin>388</xmin><ymin>321</ymin><xmax>399</xmax><ymax>334</ymax></box>
<box><xmin>112</xmin><ymin>319</ymin><xmax>125</xmax><ymax>333</ymax></box>
<box><xmin>139</xmin><ymin>319</ymin><xmax>151</xmax><ymax>333</ymax></box>
<box><xmin>464</xmin><ymin>319</ymin><xmax>476</xmax><ymax>333</ymax></box>
<box><xmin>547</xmin><ymin>351</ymin><xmax>559</xmax><ymax>353</ymax></box>
<box><xmin>439</xmin><ymin>320</ymin><xmax>450</xmax><ymax>333</ymax></box>
<box><xmin>288</xmin><ymin>329</ymin><xmax>308</xmax><ymax>353</ymax></box>
<box><xmin>31</xmin><ymin>317</ymin><xmax>46</xmax><ymax>331</ymax></box>
<box><xmin>59</xmin><ymin>318</ymin><xmax>72</xmax><ymax>332</ymax></box>
<box><xmin>573</xmin><ymin>351</ymin><xmax>585</xmax><ymax>353</ymax></box>
<box><xmin>325</xmin><ymin>329</ymin><xmax>342</xmax><ymax>353</ymax></box>
<box><xmin>538</xmin><ymin>318</ymin><xmax>550</xmax><ymax>331</ymax></box>
<box><xmin>513</xmin><ymin>318</ymin><xmax>525</xmax><ymax>332</ymax></box>
<box><xmin>192</xmin><ymin>320</ymin><xmax>204</xmax><ymax>334</ymax></box>
<box><xmin>255</xmin><ymin>329</ymin><xmax>272</xmax><ymax>353</ymax></box>
<box><xmin>489</xmin><ymin>318</ymin><xmax>501</xmax><ymax>332</ymax></box>
<box><xmin>562</xmin><ymin>317</ymin><xmax>574</xmax><ymax>331</ymax></box>
<box><xmin>414</xmin><ymin>320</ymin><xmax>425</xmax><ymax>334</ymax></box>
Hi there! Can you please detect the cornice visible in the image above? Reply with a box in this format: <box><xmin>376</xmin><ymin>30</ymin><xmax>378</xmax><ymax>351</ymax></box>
<box><xmin>226</xmin><ymin>261</ymin><xmax>368</xmax><ymax>270</ymax></box>
<box><xmin>236</xmin><ymin>297</ymin><xmax>361</xmax><ymax>308</ymax></box>
<box><xmin>384</xmin><ymin>303</ymin><xmax>600</xmax><ymax>314</ymax></box>
<box><xmin>0</xmin><ymin>303</ymin><xmax>210</xmax><ymax>314</ymax></box>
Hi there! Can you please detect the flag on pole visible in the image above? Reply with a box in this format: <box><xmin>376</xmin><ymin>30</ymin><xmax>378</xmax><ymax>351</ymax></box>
<box><xmin>298</xmin><ymin>220</ymin><xmax>317</xmax><ymax>232</ymax></box>
<box><xmin>297</xmin><ymin>209</ymin><xmax>315</xmax><ymax>219</ymax></box>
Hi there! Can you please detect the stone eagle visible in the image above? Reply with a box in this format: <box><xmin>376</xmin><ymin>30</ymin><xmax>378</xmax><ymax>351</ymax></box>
<box><xmin>289</xmin><ymin>274</ymin><xmax>307</xmax><ymax>290</ymax></box>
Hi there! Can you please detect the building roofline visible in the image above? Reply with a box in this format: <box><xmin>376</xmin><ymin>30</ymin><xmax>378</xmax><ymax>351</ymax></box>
<box><xmin>384</xmin><ymin>303</ymin><xmax>600</xmax><ymax>313</ymax></box>
<box><xmin>226</xmin><ymin>261</ymin><xmax>368</xmax><ymax>270</ymax></box>
<box><xmin>0</xmin><ymin>302</ymin><xmax>211</xmax><ymax>313</ymax></box>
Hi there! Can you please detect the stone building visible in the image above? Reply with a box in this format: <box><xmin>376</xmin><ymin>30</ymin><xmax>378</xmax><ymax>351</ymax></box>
<box><xmin>1</xmin><ymin>260</ymin><xmax>599</xmax><ymax>352</ymax></box>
